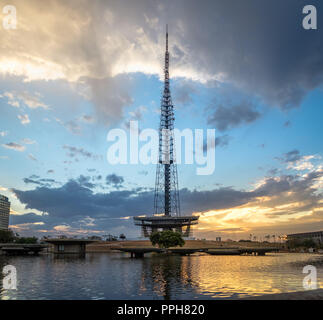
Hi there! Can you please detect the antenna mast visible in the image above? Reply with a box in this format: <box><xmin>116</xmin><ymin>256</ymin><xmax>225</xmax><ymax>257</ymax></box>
<box><xmin>154</xmin><ymin>25</ymin><xmax>180</xmax><ymax>217</ymax></box>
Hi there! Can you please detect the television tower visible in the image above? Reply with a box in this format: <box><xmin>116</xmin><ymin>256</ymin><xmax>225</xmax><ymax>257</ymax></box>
<box><xmin>134</xmin><ymin>26</ymin><xmax>199</xmax><ymax>237</ymax></box>
<box><xmin>154</xmin><ymin>25</ymin><xmax>180</xmax><ymax>217</ymax></box>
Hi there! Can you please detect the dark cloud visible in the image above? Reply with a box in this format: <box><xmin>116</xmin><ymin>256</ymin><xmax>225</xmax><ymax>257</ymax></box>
<box><xmin>203</xmin><ymin>134</ymin><xmax>231</xmax><ymax>152</ymax></box>
<box><xmin>75</xmin><ymin>175</ymin><xmax>96</xmax><ymax>189</ymax></box>
<box><xmin>84</xmin><ymin>75</ymin><xmax>134</xmax><ymax>126</ymax></box>
<box><xmin>12</xmin><ymin>168</ymin><xmax>322</xmax><ymax>236</ymax></box>
<box><xmin>173</xmin><ymin>80</ymin><xmax>198</xmax><ymax>106</ymax></box>
<box><xmin>106</xmin><ymin>174</ymin><xmax>124</xmax><ymax>188</ymax></box>
<box><xmin>23</xmin><ymin>176</ymin><xmax>59</xmax><ymax>187</ymax></box>
<box><xmin>268</xmin><ymin>168</ymin><xmax>279</xmax><ymax>176</ymax></box>
<box><xmin>276</xmin><ymin>149</ymin><xmax>301</xmax><ymax>163</ymax></box>
<box><xmin>164</xmin><ymin>0</ymin><xmax>323</xmax><ymax>109</ymax></box>
<box><xmin>208</xmin><ymin>102</ymin><xmax>261</xmax><ymax>131</ymax></box>
<box><xmin>3</xmin><ymin>0</ymin><xmax>323</xmax><ymax>126</ymax></box>
<box><xmin>2</xmin><ymin>142</ymin><xmax>25</xmax><ymax>152</ymax></box>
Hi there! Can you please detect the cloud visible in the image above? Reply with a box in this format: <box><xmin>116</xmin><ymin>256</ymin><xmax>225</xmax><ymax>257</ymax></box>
<box><xmin>208</xmin><ymin>102</ymin><xmax>261</xmax><ymax>131</ymax></box>
<box><xmin>21</xmin><ymin>138</ymin><xmax>36</xmax><ymax>145</ymax></box>
<box><xmin>204</xmin><ymin>134</ymin><xmax>231</xmax><ymax>152</ymax></box>
<box><xmin>276</xmin><ymin>150</ymin><xmax>321</xmax><ymax>172</ymax></box>
<box><xmin>55</xmin><ymin>118</ymin><xmax>81</xmax><ymax>135</ymax></box>
<box><xmin>277</xmin><ymin>149</ymin><xmax>302</xmax><ymax>163</ymax></box>
<box><xmin>84</xmin><ymin>75</ymin><xmax>134</xmax><ymax>126</ymax></box>
<box><xmin>23</xmin><ymin>175</ymin><xmax>60</xmax><ymax>187</ymax></box>
<box><xmin>173</xmin><ymin>80</ymin><xmax>198</xmax><ymax>106</ymax></box>
<box><xmin>0</xmin><ymin>131</ymin><xmax>8</xmax><ymax>137</ymax></box>
<box><xmin>79</xmin><ymin>114</ymin><xmax>95</xmax><ymax>124</ymax></box>
<box><xmin>17</xmin><ymin>114</ymin><xmax>31</xmax><ymax>125</ymax></box>
<box><xmin>2</xmin><ymin>91</ymin><xmax>49</xmax><ymax>109</ymax></box>
<box><xmin>63</xmin><ymin>145</ymin><xmax>102</xmax><ymax>160</ymax></box>
<box><xmin>2</xmin><ymin>142</ymin><xmax>25</xmax><ymax>152</ymax></box>
<box><xmin>1</xmin><ymin>0</ymin><xmax>321</xmax><ymax>125</ymax></box>
<box><xmin>128</xmin><ymin>105</ymin><xmax>147</xmax><ymax>121</ymax></box>
<box><xmin>10</xmin><ymin>163</ymin><xmax>323</xmax><ymax>237</ymax></box>
<box><xmin>28</xmin><ymin>153</ymin><xmax>37</xmax><ymax>161</ymax></box>
<box><xmin>75</xmin><ymin>175</ymin><xmax>96</xmax><ymax>189</ymax></box>
<box><xmin>106</xmin><ymin>174</ymin><xmax>124</xmax><ymax>188</ymax></box>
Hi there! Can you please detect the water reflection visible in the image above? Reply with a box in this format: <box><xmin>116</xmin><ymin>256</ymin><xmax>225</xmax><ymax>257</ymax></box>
<box><xmin>139</xmin><ymin>254</ymin><xmax>195</xmax><ymax>299</ymax></box>
<box><xmin>0</xmin><ymin>252</ymin><xmax>322</xmax><ymax>300</ymax></box>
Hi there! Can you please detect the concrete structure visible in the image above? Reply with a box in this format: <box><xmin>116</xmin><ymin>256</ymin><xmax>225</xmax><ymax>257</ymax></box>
<box><xmin>133</xmin><ymin>26</ymin><xmax>199</xmax><ymax>238</ymax></box>
<box><xmin>45</xmin><ymin>239</ymin><xmax>96</xmax><ymax>254</ymax></box>
<box><xmin>287</xmin><ymin>231</ymin><xmax>323</xmax><ymax>244</ymax></box>
<box><xmin>0</xmin><ymin>243</ymin><xmax>46</xmax><ymax>255</ymax></box>
<box><xmin>134</xmin><ymin>215</ymin><xmax>199</xmax><ymax>238</ymax></box>
<box><xmin>115</xmin><ymin>246</ymin><xmax>278</xmax><ymax>258</ymax></box>
<box><xmin>0</xmin><ymin>194</ymin><xmax>10</xmax><ymax>230</ymax></box>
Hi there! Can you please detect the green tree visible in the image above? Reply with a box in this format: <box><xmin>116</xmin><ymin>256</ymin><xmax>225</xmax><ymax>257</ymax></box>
<box><xmin>15</xmin><ymin>237</ymin><xmax>38</xmax><ymax>244</ymax></box>
<box><xmin>0</xmin><ymin>229</ymin><xmax>15</xmax><ymax>243</ymax></box>
<box><xmin>150</xmin><ymin>230</ymin><xmax>185</xmax><ymax>250</ymax></box>
<box><xmin>119</xmin><ymin>233</ymin><xmax>126</xmax><ymax>241</ymax></box>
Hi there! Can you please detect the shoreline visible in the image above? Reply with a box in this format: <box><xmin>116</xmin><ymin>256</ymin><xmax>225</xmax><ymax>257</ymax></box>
<box><xmin>86</xmin><ymin>239</ymin><xmax>283</xmax><ymax>252</ymax></box>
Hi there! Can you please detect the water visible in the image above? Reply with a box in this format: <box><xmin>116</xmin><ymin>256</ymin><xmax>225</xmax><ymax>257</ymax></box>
<box><xmin>0</xmin><ymin>252</ymin><xmax>322</xmax><ymax>300</ymax></box>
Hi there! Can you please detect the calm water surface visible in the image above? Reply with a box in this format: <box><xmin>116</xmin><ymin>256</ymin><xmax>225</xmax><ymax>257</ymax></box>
<box><xmin>1</xmin><ymin>252</ymin><xmax>322</xmax><ymax>300</ymax></box>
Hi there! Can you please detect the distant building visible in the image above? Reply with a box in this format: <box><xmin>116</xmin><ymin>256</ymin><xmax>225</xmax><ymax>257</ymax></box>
<box><xmin>0</xmin><ymin>194</ymin><xmax>10</xmax><ymax>230</ymax></box>
<box><xmin>287</xmin><ymin>231</ymin><xmax>323</xmax><ymax>244</ymax></box>
<box><xmin>216</xmin><ymin>237</ymin><xmax>222</xmax><ymax>242</ymax></box>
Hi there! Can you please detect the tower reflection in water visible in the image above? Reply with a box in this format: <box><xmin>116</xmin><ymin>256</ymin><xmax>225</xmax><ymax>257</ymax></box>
<box><xmin>139</xmin><ymin>254</ymin><xmax>196</xmax><ymax>300</ymax></box>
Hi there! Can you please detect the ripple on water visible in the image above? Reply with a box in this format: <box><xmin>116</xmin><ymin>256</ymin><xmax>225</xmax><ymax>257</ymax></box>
<box><xmin>0</xmin><ymin>252</ymin><xmax>322</xmax><ymax>300</ymax></box>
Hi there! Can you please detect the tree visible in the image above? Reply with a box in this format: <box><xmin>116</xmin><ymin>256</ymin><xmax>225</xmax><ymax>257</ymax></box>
<box><xmin>15</xmin><ymin>237</ymin><xmax>38</xmax><ymax>244</ymax></box>
<box><xmin>119</xmin><ymin>233</ymin><xmax>126</xmax><ymax>241</ymax></box>
<box><xmin>272</xmin><ymin>235</ymin><xmax>276</xmax><ymax>243</ymax></box>
<box><xmin>150</xmin><ymin>230</ymin><xmax>185</xmax><ymax>250</ymax></box>
<box><xmin>0</xmin><ymin>229</ymin><xmax>15</xmax><ymax>243</ymax></box>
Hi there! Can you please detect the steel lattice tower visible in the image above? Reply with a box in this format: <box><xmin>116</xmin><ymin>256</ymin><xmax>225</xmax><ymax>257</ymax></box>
<box><xmin>154</xmin><ymin>25</ymin><xmax>180</xmax><ymax>217</ymax></box>
<box><xmin>133</xmin><ymin>26</ymin><xmax>199</xmax><ymax>238</ymax></box>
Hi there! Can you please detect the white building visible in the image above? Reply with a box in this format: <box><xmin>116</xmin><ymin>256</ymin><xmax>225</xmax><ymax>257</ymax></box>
<box><xmin>0</xmin><ymin>195</ymin><xmax>10</xmax><ymax>230</ymax></box>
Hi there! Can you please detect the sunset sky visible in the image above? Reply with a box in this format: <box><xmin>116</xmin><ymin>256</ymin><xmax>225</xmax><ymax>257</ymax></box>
<box><xmin>0</xmin><ymin>0</ymin><xmax>322</xmax><ymax>240</ymax></box>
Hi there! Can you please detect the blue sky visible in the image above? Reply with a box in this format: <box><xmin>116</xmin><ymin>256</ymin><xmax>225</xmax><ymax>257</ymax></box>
<box><xmin>0</xmin><ymin>0</ymin><xmax>322</xmax><ymax>240</ymax></box>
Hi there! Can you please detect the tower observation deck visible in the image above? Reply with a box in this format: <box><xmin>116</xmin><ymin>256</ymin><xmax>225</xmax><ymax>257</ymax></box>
<box><xmin>133</xmin><ymin>26</ymin><xmax>199</xmax><ymax>238</ymax></box>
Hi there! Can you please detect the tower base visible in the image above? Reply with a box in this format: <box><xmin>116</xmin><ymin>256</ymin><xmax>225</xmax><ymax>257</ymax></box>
<box><xmin>133</xmin><ymin>215</ymin><xmax>199</xmax><ymax>238</ymax></box>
